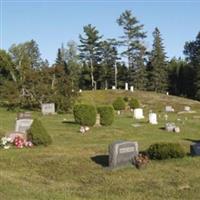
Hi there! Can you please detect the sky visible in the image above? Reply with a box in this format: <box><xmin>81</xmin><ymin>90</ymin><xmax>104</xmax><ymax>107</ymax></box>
<box><xmin>0</xmin><ymin>0</ymin><xmax>200</xmax><ymax>64</ymax></box>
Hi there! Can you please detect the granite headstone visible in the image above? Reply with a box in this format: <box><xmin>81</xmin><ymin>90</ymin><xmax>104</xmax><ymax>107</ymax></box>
<box><xmin>15</xmin><ymin>118</ymin><xmax>33</xmax><ymax>134</ymax></box>
<box><xmin>42</xmin><ymin>103</ymin><xmax>55</xmax><ymax>115</ymax></box>
<box><xmin>109</xmin><ymin>141</ymin><xmax>138</xmax><ymax>168</ymax></box>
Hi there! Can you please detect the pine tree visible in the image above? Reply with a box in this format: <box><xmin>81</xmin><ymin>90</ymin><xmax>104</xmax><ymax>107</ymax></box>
<box><xmin>99</xmin><ymin>39</ymin><xmax>119</xmax><ymax>89</ymax></box>
<box><xmin>79</xmin><ymin>24</ymin><xmax>102</xmax><ymax>90</ymax></box>
<box><xmin>184</xmin><ymin>32</ymin><xmax>200</xmax><ymax>99</ymax></box>
<box><xmin>55</xmin><ymin>48</ymin><xmax>64</xmax><ymax>65</ymax></box>
<box><xmin>117</xmin><ymin>10</ymin><xmax>147</xmax><ymax>88</ymax></box>
<box><xmin>148</xmin><ymin>27</ymin><xmax>168</xmax><ymax>92</ymax></box>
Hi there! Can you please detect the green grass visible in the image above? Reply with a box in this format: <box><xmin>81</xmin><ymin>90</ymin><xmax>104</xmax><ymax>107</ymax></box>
<box><xmin>1</xmin><ymin>90</ymin><xmax>200</xmax><ymax>199</ymax></box>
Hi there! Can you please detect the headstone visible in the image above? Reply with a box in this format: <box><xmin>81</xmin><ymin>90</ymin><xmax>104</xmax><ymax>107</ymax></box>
<box><xmin>42</xmin><ymin>103</ymin><xmax>55</xmax><ymax>115</ymax></box>
<box><xmin>149</xmin><ymin>113</ymin><xmax>158</xmax><ymax>125</ymax></box>
<box><xmin>109</xmin><ymin>141</ymin><xmax>138</xmax><ymax>168</ymax></box>
<box><xmin>165</xmin><ymin>122</ymin><xmax>176</xmax><ymax>132</ymax></box>
<box><xmin>190</xmin><ymin>143</ymin><xmax>200</xmax><ymax>156</ymax></box>
<box><xmin>184</xmin><ymin>106</ymin><xmax>191</xmax><ymax>112</ymax></box>
<box><xmin>164</xmin><ymin>114</ymin><xmax>168</xmax><ymax>121</ymax></box>
<box><xmin>125</xmin><ymin>82</ymin><xmax>128</xmax><ymax>91</ymax></box>
<box><xmin>112</xmin><ymin>86</ymin><xmax>116</xmax><ymax>90</ymax></box>
<box><xmin>174</xmin><ymin>127</ymin><xmax>180</xmax><ymax>133</ymax></box>
<box><xmin>166</xmin><ymin>92</ymin><xmax>169</xmax><ymax>95</ymax></box>
<box><xmin>130</xmin><ymin>86</ymin><xmax>134</xmax><ymax>92</ymax></box>
<box><xmin>79</xmin><ymin>89</ymin><xmax>82</xmax><ymax>93</ymax></box>
<box><xmin>15</xmin><ymin>118</ymin><xmax>33</xmax><ymax>134</ymax></box>
<box><xmin>17</xmin><ymin>112</ymin><xmax>32</xmax><ymax>119</ymax></box>
<box><xmin>165</xmin><ymin>106</ymin><xmax>174</xmax><ymax>112</ymax></box>
<box><xmin>133</xmin><ymin>108</ymin><xmax>144</xmax><ymax>119</ymax></box>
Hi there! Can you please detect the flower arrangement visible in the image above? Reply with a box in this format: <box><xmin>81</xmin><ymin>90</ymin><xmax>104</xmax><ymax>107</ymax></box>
<box><xmin>1</xmin><ymin>137</ymin><xmax>12</xmax><ymax>149</ymax></box>
<box><xmin>134</xmin><ymin>153</ymin><xmax>149</xmax><ymax>169</ymax></box>
<box><xmin>0</xmin><ymin>135</ymin><xmax>33</xmax><ymax>149</ymax></box>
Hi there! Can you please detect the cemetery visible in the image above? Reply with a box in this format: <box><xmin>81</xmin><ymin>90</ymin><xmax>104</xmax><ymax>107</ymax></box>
<box><xmin>1</xmin><ymin>90</ymin><xmax>200</xmax><ymax>199</ymax></box>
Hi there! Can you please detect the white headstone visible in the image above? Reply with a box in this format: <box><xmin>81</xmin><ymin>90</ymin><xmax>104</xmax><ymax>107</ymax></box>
<box><xmin>184</xmin><ymin>106</ymin><xmax>191</xmax><ymax>112</ymax></box>
<box><xmin>149</xmin><ymin>113</ymin><xmax>158</xmax><ymax>125</ymax></box>
<box><xmin>165</xmin><ymin>123</ymin><xmax>176</xmax><ymax>132</ymax></box>
<box><xmin>165</xmin><ymin>106</ymin><xmax>174</xmax><ymax>112</ymax></box>
<box><xmin>130</xmin><ymin>86</ymin><xmax>134</xmax><ymax>92</ymax></box>
<box><xmin>125</xmin><ymin>82</ymin><xmax>128</xmax><ymax>91</ymax></box>
<box><xmin>42</xmin><ymin>103</ymin><xmax>55</xmax><ymax>115</ymax></box>
<box><xmin>174</xmin><ymin>127</ymin><xmax>180</xmax><ymax>133</ymax></box>
<box><xmin>112</xmin><ymin>86</ymin><xmax>116</xmax><ymax>90</ymax></box>
<box><xmin>15</xmin><ymin>119</ymin><xmax>33</xmax><ymax>134</ymax></box>
<box><xmin>133</xmin><ymin>108</ymin><xmax>144</xmax><ymax>119</ymax></box>
<box><xmin>79</xmin><ymin>89</ymin><xmax>82</xmax><ymax>93</ymax></box>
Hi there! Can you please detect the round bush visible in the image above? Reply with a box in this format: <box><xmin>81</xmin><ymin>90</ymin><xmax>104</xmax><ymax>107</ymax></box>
<box><xmin>129</xmin><ymin>98</ymin><xmax>140</xmax><ymax>109</ymax></box>
<box><xmin>27</xmin><ymin>119</ymin><xmax>52</xmax><ymax>146</ymax></box>
<box><xmin>97</xmin><ymin>105</ymin><xmax>114</xmax><ymax>126</ymax></box>
<box><xmin>73</xmin><ymin>104</ymin><xmax>97</xmax><ymax>126</ymax></box>
<box><xmin>112</xmin><ymin>97</ymin><xmax>125</xmax><ymax>111</ymax></box>
<box><xmin>123</xmin><ymin>96</ymin><xmax>129</xmax><ymax>102</ymax></box>
<box><xmin>147</xmin><ymin>143</ymin><xmax>185</xmax><ymax>160</ymax></box>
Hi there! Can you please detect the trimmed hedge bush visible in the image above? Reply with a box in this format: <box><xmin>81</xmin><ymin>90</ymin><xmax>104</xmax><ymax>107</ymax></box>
<box><xmin>97</xmin><ymin>105</ymin><xmax>114</xmax><ymax>126</ymax></box>
<box><xmin>129</xmin><ymin>98</ymin><xmax>140</xmax><ymax>109</ymax></box>
<box><xmin>147</xmin><ymin>143</ymin><xmax>185</xmax><ymax>160</ymax></box>
<box><xmin>73</xmin><ymin>104</ymin><xmax>97</xmax><ymax>126</ymax></box>
<box><xmin>112</xmin><ymin>97</ymin><xmax>125</xmax><ymax>111</ymax></box>
<box><xmin>27</xmin><ymin>119</ymin><xmax>52</xmax><ymax>146</ymax></box>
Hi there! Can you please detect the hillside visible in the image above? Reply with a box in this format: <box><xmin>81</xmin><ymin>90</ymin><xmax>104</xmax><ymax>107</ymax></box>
<box><xmin>78</xmin><ymin>90</ymin><xmax>200</xmax><ymax>110</ymax></box>
<box><xmin>1</xmin><ymin>90</ymin><xmax>200</xmax><ymax>200</ymax></box>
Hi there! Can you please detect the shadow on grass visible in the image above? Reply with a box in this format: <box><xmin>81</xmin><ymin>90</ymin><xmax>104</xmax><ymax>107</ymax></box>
<box><xmin>91</xmin><ymin>155</ymin><xmax>109</xmax><ymax>167</ymax></box>
<box><xmin>184</xmin><ymin>138</ymin><xmax>200</xmax><ymax>143</ymax></box>
<box><xmin>62</xmin><ymin>121</ymin><xmax>77</xmax><ymax>125</ymax></box>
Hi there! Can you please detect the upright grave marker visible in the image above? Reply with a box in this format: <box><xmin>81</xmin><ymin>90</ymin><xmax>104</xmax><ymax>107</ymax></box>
<box><xmin>42</xmin><ymin>103</ymin><xmax>55</xmax><ymax>115</ymax></box>
<box><xmin>109</xmin><ymin>141</ymin><xmax>138</xmax><ymax>168</ymax></box>
<box><xmin>15</xmin><ymin>112</ymin><xmax>33</xmax><ymax>134</ymax></box>
<box><xmin>190</xmin><ymin>143</ymin><xmax>200</xmax><ymax>156</ymax></box>
<box><xmin>125</xmin><ymin>82</ymin><xmax>128</xmax><ymax>91</ymax></box>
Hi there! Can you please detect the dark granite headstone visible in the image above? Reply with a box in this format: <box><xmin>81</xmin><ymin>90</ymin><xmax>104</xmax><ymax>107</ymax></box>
<box><xmin>190</xmin><ymin>143</ymin><xmax>200</xmax><ymax>156</ymax></box>
<box><xmin>109</xmin><ymin>141</ymin><xmax>138</xmax><ymax>168</ymax></box>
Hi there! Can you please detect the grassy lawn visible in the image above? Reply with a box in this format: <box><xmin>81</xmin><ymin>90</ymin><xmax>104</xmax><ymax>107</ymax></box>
<box><xmin>1</xmin><ymin>90</ymin><xmax>200</xmax><ymax>200</ymax></box>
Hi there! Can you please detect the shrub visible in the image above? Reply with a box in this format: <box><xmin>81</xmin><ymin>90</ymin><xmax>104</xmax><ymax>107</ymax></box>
<box><xmin>73</xmin><ymin>104</ymin><xmax>97</xmax><ymax>126</ymax></box>
<box><xmin>129</xmin><ymin>98</ymin><xmax>140</xmax><ymax>109</ymax></box>
<box><xmin>97</xmin><ymin>105</ymin><xmax>114</xmax><ymax>126</ymax></box>
<box><xmin>123</xmin><ymin>96</ymin><xmax>129</xmax><ymax>102</ymax></box>
<box><xmin>147</xmin><ymin>143</ymin><xmax>185</xmax><ymax>160</ymax></box>
<box><xmin>27</xmin><ymin>119</ymin><xmax>52</xmax><ymax>146</ymax></box>
<box><xmin>112</xmin><ymin>97</ymin><xmax>125</xmax><ymax>111</ymax></box>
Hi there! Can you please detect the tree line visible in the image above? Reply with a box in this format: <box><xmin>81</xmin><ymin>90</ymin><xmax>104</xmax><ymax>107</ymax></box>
<box><xmin>0</xmin><ymin>10</ymin><xmax>200</xmax><ymax>111</ymax></box>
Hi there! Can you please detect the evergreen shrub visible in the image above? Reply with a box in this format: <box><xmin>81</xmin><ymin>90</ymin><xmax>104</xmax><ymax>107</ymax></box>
<box><xmin>129</xmin><ymin>98</ymin><xmax>140</xmax><ymax>109</ymax></box>
<box><xmin>27</xmin><ymin>119</ymin><xmax>52</xmax><ymax>146</ymax></box>
<box><xmin>147</xmin><ymin>143</ymin><xmax>185</xmax><ymax>160</ymax></box>
<box><xmin>97</xmin><ymin>105</ymin><xmax>114</xmax><ymax>126</ymax></box>
<box><xmin>112</xmin><ymin>97</ymin><xmax>125</xmax><ymax>111</ymax></box>
<box><xmin>73</xmin><ymin>104</ymin><xmax>97</xmax><ymax>126</ymax></box>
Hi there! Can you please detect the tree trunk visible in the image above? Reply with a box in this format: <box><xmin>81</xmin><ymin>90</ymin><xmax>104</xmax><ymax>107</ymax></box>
<box><xmin>90</xmin><ymin>58</ymin><xmax>95</xmax><ymax>90</ymax></box>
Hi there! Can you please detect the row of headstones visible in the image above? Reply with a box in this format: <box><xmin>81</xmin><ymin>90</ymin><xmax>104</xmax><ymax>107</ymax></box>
<box><xmin>112</xmin><ymin>83</ymin><xmax>134</xmax><ymax>92</ymax></box>
<box><xmin>109</xmin><ymin>140</ymin><xmax>200</xmax><ymax>169</ymax></box>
